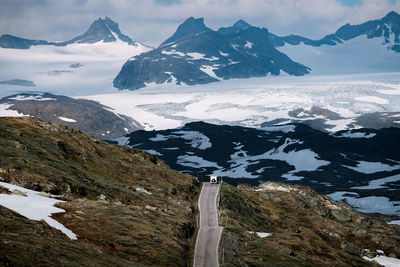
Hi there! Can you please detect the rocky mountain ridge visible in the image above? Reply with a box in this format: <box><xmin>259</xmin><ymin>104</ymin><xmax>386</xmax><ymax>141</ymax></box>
<box><xmin>113</xmin><ymin>17</ymin><xmax>310</xmax><ymax>90</ymax></box>
<box><xmin>270</xmin><ymin>11</ymin><xmax>400</xmax><ymax>52</ymax></box>
<box><xmin>0</xmin><ymin>17</ymin><xmax>144</xmax><ymax>49</ymax></box>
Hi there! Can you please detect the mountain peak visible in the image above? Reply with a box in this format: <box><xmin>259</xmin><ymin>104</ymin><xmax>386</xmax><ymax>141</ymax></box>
<box><xmin>382</xmin><ymin>10</ymin><xmax>400</xmax><ymax>22</ymax></box>
<box><xmin>233</xmin><ymin>19</ymin><xmax>251</xmax><ymax>29</ymax></box>
<box><xmin>159</xmin><ymin>17</ymin><xmax>212</xmax><ymax>47</ymax></box>
<box><xmin>66</xmin><ymin>16</ymin><xmax>134</xmax><ymax>45</ymax></box>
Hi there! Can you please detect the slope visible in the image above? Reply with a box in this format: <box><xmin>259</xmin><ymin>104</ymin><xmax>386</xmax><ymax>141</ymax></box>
<box><xmin>218</xmin><ymin>182</ymin><xmax>400</xmax><ymax>266</ymax></box>
<box><xmin>0</xmin><ymin>117</ymin><xmax>198</xmax><ymax>266</ymax></box>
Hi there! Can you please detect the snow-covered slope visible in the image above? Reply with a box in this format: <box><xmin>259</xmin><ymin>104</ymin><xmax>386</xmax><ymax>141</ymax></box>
<box><xmin>274</xmin><ymin>11</ymin><xmax>400</xmax><ymax>75</ymax></box>
<box><xmin>278</xmin><ymin>35</ymin><xmax>400</xmax><ymax>75</ymax></box>
<box><xmin>0</xmin><ymin>40</ymin><xmax>150</xmax><ymax>96</ymax></box>
<box><xmin>84</xmin><ymin>74</ymin><xmax>400</xmax><ymax>132</ymax></box>
<box><xmin>0</xmin><ymin>17</ymin><xmax>151</xmax><ymax>96</ymax></box>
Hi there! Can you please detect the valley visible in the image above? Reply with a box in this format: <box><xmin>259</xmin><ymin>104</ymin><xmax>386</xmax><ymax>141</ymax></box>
<box><xmin>1</xmin><ymin>7</ymin><xmax>400</xmax><ymax>266</ymax></box>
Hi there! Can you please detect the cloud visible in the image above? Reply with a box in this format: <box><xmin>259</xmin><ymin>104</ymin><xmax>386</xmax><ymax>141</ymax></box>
<box><xmin>153</xmin><ymin>0</ymin><xmax>182</xmax><ymax>6</ymax></box>
<box><xmin>0</xmin><ymin>0</ymin><xmax>398</xmax><ymax>47</ymax></box>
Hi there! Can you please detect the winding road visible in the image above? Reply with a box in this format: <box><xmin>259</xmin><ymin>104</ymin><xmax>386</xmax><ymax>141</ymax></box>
<box><xmin>194</xmin><ymin>182</ymin><xmax>223</xmax><ymax>267</ymax></box>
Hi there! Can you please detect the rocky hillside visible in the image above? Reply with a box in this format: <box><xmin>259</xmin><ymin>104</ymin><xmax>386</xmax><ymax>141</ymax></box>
<box><xmin>0</xmin><ymin>93</ymin><xmax>143</xmax><ymax>139</ymax></box>
<box><xmin>113</xmin><ymin>17</ymin><xmax>310</xmax><ymax>90</ymax></box>
<box><xmin>218</xmin><ymin>182</ymin><xmax>400</xmax><ymax>266</ymax></box>
<box><xmin>0</xmin><ymin>117</ymin><xmax>198</xmax><ymax>266</ymax></box>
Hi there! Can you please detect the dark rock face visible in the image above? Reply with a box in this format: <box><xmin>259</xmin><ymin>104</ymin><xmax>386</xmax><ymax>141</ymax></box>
<box><xmin>270</xmin><ymin>10</ymin><xmax>400</xmax><ymax>52</ymax></box>
<box><xmin>0</xmin><ymin>93</ymin><xmax>142</xmax><ymax>139</ymax></box>
<box><xmin>119</xmin><ymin>121</ymin><xmax>400</xmax><ymax>206</ymax></box>
<box><xmin>0</xmin><ymin>34</ymin><xmax>51</xmax><ymax>49</ymax></box>
<box><xmin>160</xmin><ymin>17</ymin><xmax>212</xmax><ymax>47</ymax></box>
<box><xmin>113</xmin><ymin>18</ymin><xmax>310</xmax><ymax>90</ymax></box>
<box><xmin>0</xmin><ymin>17</ymin><xmax>136</xmax><ymax>49</ymax></box>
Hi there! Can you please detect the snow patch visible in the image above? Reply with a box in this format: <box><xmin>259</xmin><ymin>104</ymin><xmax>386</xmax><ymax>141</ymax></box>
<box><xmin>248</xmin><ymin>231</ymin><xmax>271</xmax><ymax>238</ymax></box>
<box><xmin>200</xmin><ymin>65</ymin><xmax>220</xmax><ymax>80</ymax></box>
<box><xmin>244</xmin><ymin>41</ymin><xmax>253</xmax><ymax>49</ymax></box>
<box><xmin>363</xmin><ymin>255</ymin><xmax>400</xmax><ymax>267</ymax></box>
<box><xmin>328</xmin><ymin>191</ymin><xmax>400</xmax><ymax>216</ymax></box>
<box><xmin>335</xmin><ymin>131</ymin><xmax>376</xmax><ymax>138</ymax></box>
<box><xmin>343</xmin><ymin>161</ymin><xmax>400</xmax><ymax>174</ymax></box>
<box><xmin>0</xmin><ymin>103</ymin><xmax>26</xmax><ymax>117</ymax></box>
<box><xmin>58</xmin><ymin>116</ymin><xmax>76</xmax><ymax>122</ymax></box>
<box><xmin>352</xmin><ymin>174</ymin><xmax>400</xmax><ymax>190</ymax></box>
<box><xmin>8</xmin><ymin>95</ymin><xmax>57</xmax><ymax>101</ymax></box>
<box><xmin>173</xmin><ymin>130</ymin><xmax>212</xmax><ymax>150</ymax></box>
<box><xmin>0</xmin><ymin>181</ymin><xmax>77</xmax><ymax>239</ymax></box>
<box><xmin>264</xmin><ymin>138</ymin><xmax>330</xmax><ymax>180</ymax></box>
<box><xmin>177</xmin><ymin>155</ymin><xmax>221</xmax><ymax>169</ymax></box>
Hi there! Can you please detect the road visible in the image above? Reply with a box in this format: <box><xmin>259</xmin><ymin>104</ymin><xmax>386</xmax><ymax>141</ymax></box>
<box><xmin>194</xmin><ymin>182</ymin><xmax>223</xmax><ymax>267</ymax></box>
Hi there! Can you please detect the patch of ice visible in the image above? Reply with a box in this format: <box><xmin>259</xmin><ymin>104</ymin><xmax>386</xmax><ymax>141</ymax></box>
<box><xmin>173</xmin><ymin>130</ymin><xmax>212</xmax><ymax>150</ymax></box>
<box><xmin>177</xmin><ymin>155</ymin><xmax>221</xmax><ymax>169</ymax></box>
<box><xmin>114</xmin><ymin>136</ymin><xmax>130</xmax><ymax>146</ymax></box>
<box><xmin>263</xmin><ymin>138</ymin><xmax>330</xmax><ymax>180</ymax></box>
<box><xmin>352</xmin><ymin>174</ymin><xmax>400</xmax><ymax>190</ymax></box>
<box><xmin>244</xmin><ymin>41</ymin><xmax>253</xmax><ymax>49</ymax></box>
<box><xmin>219</xmin><ymin>51</ymin><xmax>229</xmax><ymax>57</ymax></box>
<box><xmin>328</xmin><ymin>191</ymin><xmax>400</xmax><ymax>216</ymax></box>
<box><xmin>343</xmin><ymin>161</ymin><xmax>400</xmax><ymax>174</ymax></box>
<box><xmin>0</xmin><ymin>181</ymin><xmax>77</xmax><ymax>239</ymax></box>
<box><xmin>260</xmin><ymin>125</ymin><xmax>296</xmax><ymax>133</ymax></box>
<box><xmin>149</xmin><ymin>134</ymin><xmax>170</xmax><ymax>141</ymax></box>
<box><xmin>58</xmin><ymin>116</ymin><xmax>76</xmax><ymax>122</ymax></box>
<box><xmin>388</xmin><ymin>220</ymin><xmax>400</xmax><ymax>225</ymax></box>
<box><xmin>335</xmin><ymin>131</ymin><xmax>376</xmax><ymax>138</ymax></box>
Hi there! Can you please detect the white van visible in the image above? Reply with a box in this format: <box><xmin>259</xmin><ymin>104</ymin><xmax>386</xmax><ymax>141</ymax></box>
<box><xmin>210</xmin><ymin>176</ymin><xmax>218</xmax><ymax>184</ymax></box>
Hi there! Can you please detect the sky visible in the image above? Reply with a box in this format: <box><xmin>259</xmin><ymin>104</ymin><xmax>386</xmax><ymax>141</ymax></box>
<box><xmin>0</xmin><ymin>0</ymin><xmax>399</xmax><ymax>47</ymax></box>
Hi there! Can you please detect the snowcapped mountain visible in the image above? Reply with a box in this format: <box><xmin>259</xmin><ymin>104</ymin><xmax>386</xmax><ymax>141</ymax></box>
<box><xmin>271</xmin><ymin>11</ymin><xmax>400</xmax><ymax>51</ymax></box>
<box><xmin>115</xmin><ymin>121</ymin><xmax>400</xmax><ymax>216</ymax></box>
<box><xmin>274</xmin><ymin>11</ymin><xmax>400</xmax><ymax>75</ymax></box>
<box><xmin>113</xmin><ymin>17</ymin><xmax>310</xmax><ymax>90</ymax></box>
<box><xmin>0</xmin><ymin>17</ymin><xmax>142</xmax><ymax>49</ymax></box>
<box><xmin>0</xmin><ymin>17</ymin><xmax>151</xmax><ymax>97</ymax></box>
<box><xmin>114</xmin><ymin>11</ymin><xmax>400</xmax><ymax>90</ymax></box>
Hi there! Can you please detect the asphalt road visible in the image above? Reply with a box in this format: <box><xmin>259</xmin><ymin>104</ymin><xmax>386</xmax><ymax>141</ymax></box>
<box><xmin>194</xmin><ymin>182</ymin><xmax>223</xmax><ymax>267</ymax></box>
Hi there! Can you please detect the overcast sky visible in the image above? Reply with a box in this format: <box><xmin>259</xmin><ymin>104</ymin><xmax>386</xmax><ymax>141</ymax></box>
<box><xmin>0</xmin><ymin>0</ymin><xmax>399</xmax><ymax>47</ymax></box>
